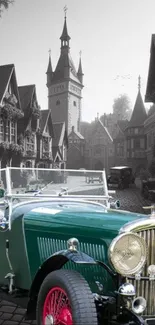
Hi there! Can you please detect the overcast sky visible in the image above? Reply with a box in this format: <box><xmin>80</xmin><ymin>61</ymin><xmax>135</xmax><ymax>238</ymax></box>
<box><xmin>0</xmin><ymin>0</ymin><xmax>154</xmax><ymax>121</ymax></box>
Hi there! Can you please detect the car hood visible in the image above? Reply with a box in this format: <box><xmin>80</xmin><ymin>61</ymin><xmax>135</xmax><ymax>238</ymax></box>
<box><xmin>23</xmin><ymin>201</ymin><xmax>146</xmax><ymax>235</ymax></box>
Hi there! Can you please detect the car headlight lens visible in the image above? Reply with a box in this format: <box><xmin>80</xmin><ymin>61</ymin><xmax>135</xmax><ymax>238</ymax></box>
<box><xmin>108</xmin><ymin>232</ymin><xmax>147</xmax><ymax>276</ymax></box>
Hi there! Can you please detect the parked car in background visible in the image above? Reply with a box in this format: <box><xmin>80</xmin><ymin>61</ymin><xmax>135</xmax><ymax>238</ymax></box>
<box><xmin>0</xmin><ymin>167</ymin><xmax>154</xmax><ymax>325</ymax></box>
<box><xmin>85</xmin><ymin>171</ymin><xmax>103</xmax><ymax>183</ymax></box>
<box><xmin>107</xmin><ymin>166</ymin><xmax>135</xmax><ymax>189</ymax></box>
<box><xmin>141</xmin><ymin>177</ymin><xmax>155</xmax><ymax>200</ymax></box>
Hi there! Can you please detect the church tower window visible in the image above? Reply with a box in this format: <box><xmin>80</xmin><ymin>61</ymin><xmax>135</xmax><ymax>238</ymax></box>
<box><xmin>73</xmin><ymin>101</ymin><xmax>76</xmax><ymax>106</ymax></box>
<box><xmin>56</xmin><ymin>100</ymin><xmax>60</xmax><ymax>105</ymax></box>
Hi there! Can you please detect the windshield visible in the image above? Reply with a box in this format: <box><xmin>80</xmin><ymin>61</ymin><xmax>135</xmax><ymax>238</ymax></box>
<box><xmin>110</xmin><ymin>170</ymin><xmax>121</xmax><ymax>176</ymax></box>
<box><xmin>0</xmin><ymin>167</ymin><xmax>112</xmax><ymax>206</ymax></box>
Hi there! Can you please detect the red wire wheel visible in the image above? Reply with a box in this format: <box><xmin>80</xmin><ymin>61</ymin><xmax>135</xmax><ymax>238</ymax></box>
<box><xmin>36</xmin><ymin>269</ymin><xmax>98</xmax><ymax>325</ymax></box>
<box><xmin>43</xmin><ymin>286</ymin><xmax>72</xmax><ymax>325</ymax></box>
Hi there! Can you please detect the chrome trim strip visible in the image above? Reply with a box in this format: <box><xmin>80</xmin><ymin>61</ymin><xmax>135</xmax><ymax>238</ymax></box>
<box><xmin>119</xmin><ymin>217</ymin><xmax>155</xmax><ymax>234</ymax></box>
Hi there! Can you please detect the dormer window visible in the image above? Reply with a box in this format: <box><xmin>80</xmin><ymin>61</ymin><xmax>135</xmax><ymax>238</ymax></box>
<box><xmin>56</xmin><ymin>100</ymin><xmax>60</xmax><ymax>105</ymax></box>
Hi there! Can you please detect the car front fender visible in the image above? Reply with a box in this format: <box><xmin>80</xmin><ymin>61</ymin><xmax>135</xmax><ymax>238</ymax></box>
<box><xmin>52</xmin><ymin>249</ymin><xmax>97</xmax><ymax>265</ymax></box>
<box><xmin>26</xmin><ymin>249</ymin><xmax>97</xmax><ymax>319</ymax></box>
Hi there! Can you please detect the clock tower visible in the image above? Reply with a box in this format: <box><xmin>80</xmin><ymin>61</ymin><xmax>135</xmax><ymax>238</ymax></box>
<box><xmin>46</xmin><ymin>13</ymin><xmax>84</xmax><ymax>135</ymax></box>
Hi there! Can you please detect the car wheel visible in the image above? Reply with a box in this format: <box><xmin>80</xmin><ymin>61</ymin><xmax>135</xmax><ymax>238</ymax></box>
<box><xmin>36</xmin><ymin>269</ymin><xmax>98</xmax><ymax>325</ymax></box>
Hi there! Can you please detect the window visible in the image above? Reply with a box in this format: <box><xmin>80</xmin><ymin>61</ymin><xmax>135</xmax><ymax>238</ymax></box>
<box><xmin>134</xmin><ymin>138</ymin><xmax>140</xmax><ymax>149</ymax></box>
<box><xmin>127</xmin><ymin>139</ymin><xmax>130</xmax><ymax>149</ymax></box>
<box><xmin>0</xmin><ymin>119</ymin><xmax>4</xmax><ymax>141</ymax></box>
<box><xmin>11</xmin><ymin>122</ymin><xmax>15</xmax><ymax>142</ymax></box>
<box><xmin>73</xmin><ymin>101</ymin><xmax>76</xmax><ymax>106</ymax></box>
<box><xmin>148</xmin><ymin>134</ymin><xmax>152</xmax><ymax>148</ymax></box>
<box><xmin>26</xmin><ymin>136</ymin><xmax>35</xmax><ymax>152</ymax></box>
<box><xmin>140</xmin><ymin>138</ymin><xmax>145</xmax><ymax>149</ymax></box>
<box><xmin>6</xmin><ymin>120</ymin><xmax>10</xmax><ymax>141</ymax></box>
<box><xmin>56</xmin><ymin>100</ymin><xmax>60</xmax><ymax>105</ymax></box>
<box><xmin>135</xmin><ymin>128</ymin><xmax>138</xmax><ymax>134</ymax></box>
<box><xmin>26</xmin><ymin>161</ymin><xmax>32</xmax><ymax>168</ymax></box>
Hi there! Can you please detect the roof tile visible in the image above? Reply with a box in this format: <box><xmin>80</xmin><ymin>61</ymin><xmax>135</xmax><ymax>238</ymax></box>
<box><xmin>128</xmin><ymin>91</ymin><xmax>147</xmax><ymax>127</ymax></box>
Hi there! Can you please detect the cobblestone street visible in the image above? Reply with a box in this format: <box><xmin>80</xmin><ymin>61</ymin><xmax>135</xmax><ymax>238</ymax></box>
<box><xmin>0</xmin><ymin>300</ymin><xmax>36</xmax><ymax>324</ymax></box>
<box><xmin>0</xmin><ymin>185</ymin><xmax>151</xmax><ymax>324</ymax></box>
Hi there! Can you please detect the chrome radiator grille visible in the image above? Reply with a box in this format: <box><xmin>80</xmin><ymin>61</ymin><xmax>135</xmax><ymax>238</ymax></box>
<box><xmin>128</xmin><ymin>229</ymin><xmax>155</xmax><ymax>316</ymax></box>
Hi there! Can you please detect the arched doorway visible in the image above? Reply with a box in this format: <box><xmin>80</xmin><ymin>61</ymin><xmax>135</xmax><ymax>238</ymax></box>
<box><xmin>95</xmin><ymin>161</ymin><xmax>103</xmax><ymax>170</ymax></box>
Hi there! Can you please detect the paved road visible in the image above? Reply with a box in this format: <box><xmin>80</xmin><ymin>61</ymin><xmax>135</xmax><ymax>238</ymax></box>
<box><xmin>0</xmin><ymin>185</ymin><xmax>151</xmax><ymax>324</ymax></box>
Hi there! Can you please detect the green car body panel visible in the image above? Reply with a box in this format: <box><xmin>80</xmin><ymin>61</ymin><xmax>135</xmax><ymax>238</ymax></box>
<box><xmin>0</xmin><ymin>200</ymin><xmax>145</xmax><ymax>295</ymax></box>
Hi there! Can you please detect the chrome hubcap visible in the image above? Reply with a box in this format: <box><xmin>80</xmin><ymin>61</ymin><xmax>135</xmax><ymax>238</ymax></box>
<box><xmin>45</xmin><ymin>315</ymin><xmax>54</xmax><ymax>325</ymax></box>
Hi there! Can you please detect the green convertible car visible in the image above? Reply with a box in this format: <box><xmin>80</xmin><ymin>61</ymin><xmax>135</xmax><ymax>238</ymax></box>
<box><xmin>0</xmin><ymin>167</ymin><xmax>154</xmax><ymax>325</ymax></box>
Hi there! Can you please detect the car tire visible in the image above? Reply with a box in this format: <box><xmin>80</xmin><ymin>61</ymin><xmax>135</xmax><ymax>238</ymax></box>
<box><xmin>36</xmin><ymin>269</ymin><xmax>98</xmax><ymax>325</ymax></box>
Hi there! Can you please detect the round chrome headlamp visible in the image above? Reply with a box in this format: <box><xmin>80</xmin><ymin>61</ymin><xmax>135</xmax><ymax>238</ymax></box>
<box><xmin>108</xmin><ymin>232</ymin><xmax>147</xmax><ymax>276</ymax></box>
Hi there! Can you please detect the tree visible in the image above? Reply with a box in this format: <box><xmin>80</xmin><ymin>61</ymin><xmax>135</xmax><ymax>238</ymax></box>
<box><xmin>112</xmin><ymin>94</ymin><xmax>132</xmax><ymax>121</ymax></box>
<box><xmin>0</xmin><ymin>0</ymin><xmax>14</xmax><ymax>16</ymax></box>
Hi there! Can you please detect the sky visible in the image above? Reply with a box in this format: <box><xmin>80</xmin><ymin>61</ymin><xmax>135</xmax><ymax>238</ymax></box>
<box><xmin>0</xmin><ymin>0</ymin><xmax>154</xmax><ymax>122</ymax></box>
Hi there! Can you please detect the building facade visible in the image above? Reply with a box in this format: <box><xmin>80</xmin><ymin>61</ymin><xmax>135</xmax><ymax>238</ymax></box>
<box><xmin>0</xmin><ymin>63</ymin><xmax>67</xmax><ymax>170</ymax></box>
<box><xmin>67</xmin><ymin>126</ymin><xmax>85</xmax><ymax>169</ymax></box>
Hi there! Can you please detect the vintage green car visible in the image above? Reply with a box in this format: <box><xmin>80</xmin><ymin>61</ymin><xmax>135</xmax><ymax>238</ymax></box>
<box><xmin>0</xmin><ymin>167</ymin><xmax>154</xmax><ymax>325</ymax></box>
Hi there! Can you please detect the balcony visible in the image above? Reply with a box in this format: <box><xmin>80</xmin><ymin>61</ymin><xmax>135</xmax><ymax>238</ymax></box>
<box><xmin>23</xmin><ymin>150</ymin><xmax>37</xmax><ymax>158</ymax></box>
<box><xmin>133</xmin><ymin>150</ymin><xmax>146</xmax><ymax>158</ymax></box>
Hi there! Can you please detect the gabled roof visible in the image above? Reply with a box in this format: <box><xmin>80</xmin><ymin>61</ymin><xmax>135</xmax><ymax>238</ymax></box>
<box><xmin>39</xmin><ymin>109</ymin><xmax>54</xmax><ymax>137</ymax></box>
<box><xmin>68</xmin><ymin>126</ymin><xmax>84</xmax><ymax>140</ymax></box>
<box><xmin>117</xmin><ymin>119</ymin><xmax>129</xmax><ymax>131</ymax></box>
<box><xmin>40</xmin><ymin>110</ymin><xmax>48</xmax><ymax>133</ymax></box>
<box><xmin>145</xmin><ymin>34</ymin><xmax>155</xmax><ymax>103</ymax></box>
<box><xmin>53</xmin><ymin>148</ymin><xmax>63</xmax><ymax>162</ymax></box>
<box><xmin>18</xmin><ymin>84</ymin><xmax>35</xmax><ymax>111</ymax></box>
<box><xmin>90</xmin><ymin>119</ymin><xmax>113</xmax><ymax>142</ymax></box>
<box><xmin>128</xmin><ymin>91</ymin><xmax>147</xmax><ymax>127</ymax></box>
<box><xmin>53</xmin><ymin>122</ymin><xmax>68</xmax><ymax>147</ymax></box>
<box><xmin>0</xmin><ymin>64</ymin><xmax>21</xmax><ymax>109</ymax></box>
<box><xmin>0</xmin><ymin>64</ymin><xmax>14</xmax><ymax>104</ymax></box>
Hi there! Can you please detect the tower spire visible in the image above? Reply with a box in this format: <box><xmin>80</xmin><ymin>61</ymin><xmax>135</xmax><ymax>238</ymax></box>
<box><xmin>138</xmin><ymin>75</ymin><xmax>141</xmax><ymax>91</ymax></box>
<box><xmin>77</xmin><ymin>51</ymin><xmax>84</xmax><ymax>84</ymax></box>
<box><xmin>64</xmin><ymin>5</ymin><xmax>68</xmax><ymax>18</ymax></box>
<box><xmin>60</xmin><ymin>7</ymin><xmax>71</xmax><ymax>50</ymax></box>
<box><xmin>46</xmin><ymin>49</ymin><xmax>53</xmax><ymax>87</ymax></box>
